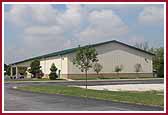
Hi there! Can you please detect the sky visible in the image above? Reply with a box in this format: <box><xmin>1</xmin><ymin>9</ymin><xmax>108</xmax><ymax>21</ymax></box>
<box><xmin>4</xmin><ymin>4</ymin><xmax>164</xmax><ymax>64</ymax></box>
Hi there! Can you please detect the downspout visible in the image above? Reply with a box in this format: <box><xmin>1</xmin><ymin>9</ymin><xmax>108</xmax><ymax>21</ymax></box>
<box><xmin>59</xmin><ymin>55</ymin><xmax>62</xmax><ymax>79</ymax></box>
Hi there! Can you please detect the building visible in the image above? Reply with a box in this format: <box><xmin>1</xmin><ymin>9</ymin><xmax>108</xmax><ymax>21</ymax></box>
<box><xmin>10</xmin><ymin>40</ymin><xmax>154</xmax><ymax>79</ymax></box>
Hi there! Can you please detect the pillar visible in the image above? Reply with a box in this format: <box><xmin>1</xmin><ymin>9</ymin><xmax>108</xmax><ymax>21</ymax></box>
<box><xmin>16</xmin><ymin>66</ymin><xmax>18</xmax><ymax>79</ymax></box>
<box><xmin>10</xmin><ymin>66</ymin><xmax>13</xmax><ymax>77</ymax></box>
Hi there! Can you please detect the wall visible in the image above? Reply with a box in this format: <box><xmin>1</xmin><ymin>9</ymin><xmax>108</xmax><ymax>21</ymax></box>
<box><xmin>40</xmin><ymin>55</ymin><xmax>68</xmax><ymax>78</ymax></box>
<box><xmin>67</xmin><ymin>42</ymin><xmax>153</xmax><ymax>75</ymax></box>
<box><xmin>67</xmin><ymin>73</ymin><xmax>153</xmax><ymax>80</ymax></box>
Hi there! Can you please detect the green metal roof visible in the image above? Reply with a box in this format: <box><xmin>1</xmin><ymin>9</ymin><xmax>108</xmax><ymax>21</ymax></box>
<box><xmin>10</xmin><ymin>40</ymin><xmax>154</xmax><ymax>65</ymax></box>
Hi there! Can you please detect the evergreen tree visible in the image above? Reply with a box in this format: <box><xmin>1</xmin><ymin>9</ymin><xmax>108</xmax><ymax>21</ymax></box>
<box><xmin>28</xmin><ymin>60</ymin><xmax>42</xmax><ymax>78</ymax></box>
<box><xmin>49</xmin><ymin>63</ymin><xmax>58</xmax><ymax>80</ymax></box>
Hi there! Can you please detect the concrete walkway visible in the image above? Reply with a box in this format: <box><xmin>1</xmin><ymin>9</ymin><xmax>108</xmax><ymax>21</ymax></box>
<box><xmin>76</xmin><ymin>84</ymin><xmax>164</xmax><ymax>91</ymax></box>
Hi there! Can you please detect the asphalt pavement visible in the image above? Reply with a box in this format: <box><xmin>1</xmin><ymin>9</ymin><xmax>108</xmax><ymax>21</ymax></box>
<box><xmin>5</xmin><ymin>78</ymin><xmax>164</xmax><ymax>87</ymax></box>
<box><xmin>4</xmin><ymin>79</ymin><xmax>164</xmax><ymax>111</ymax></box>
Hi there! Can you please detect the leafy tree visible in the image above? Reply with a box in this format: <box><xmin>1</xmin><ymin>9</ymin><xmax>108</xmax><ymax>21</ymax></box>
<box><xmin>135</xmin><ymin>42</ymin><xmax>149</xmax><ymax>51</ymax></box>
<box><xmin>4</xmin><ymin>64</ymin><xmax>11</xmax><ymax>76</ymax></box>
<box><xmin>28</xmin><ymin>60</ymin><xmax>42</xmax><ymax>78</ymax></box>
<box><xmin>135</xmin><ymin>43</ymin><xmax>164</xmax><ymax>78</ymax></box>
<box><xmin>19</xmin><ymin>67</ymin><xmax>27</xmax><ymax>76</ymax></box>
<box><xmin>73</xmin><ymin>45</ymin><xmax>98</xmax><ymax>92</ymax></box>
<box><xmin>93</xmin><ymin>63</ymin><xmax>103</xmax><ymax>75</ymax></box>
<box><xmin>150</xmin><ymin>47</ymin><xmax>164</xmax><ymax>77</ymax></box>
<box><xmin>134</xmin><ymin>64</ymin><xmax>142</xmax><ymax>72</ymax></box>
<box><xmin>49</xmin><ymin>63</ymin><xmax>58</xmax><ymax>80</ymax></box>
<box><xmin>115</xmin><ymin>65</ymin><xmax>123</xmax><ymax>78</ymax></box>
<box><xmin>134</xmin><ymin>63</ymin><xmax>142</xmax><ymax>78</ymax></box>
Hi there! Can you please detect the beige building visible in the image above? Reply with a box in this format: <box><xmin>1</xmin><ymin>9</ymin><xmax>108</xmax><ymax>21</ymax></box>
<box><xmin>10</xmin><ymin>40</ymin><xmax>154</xmax><ymax>79</ymax></box>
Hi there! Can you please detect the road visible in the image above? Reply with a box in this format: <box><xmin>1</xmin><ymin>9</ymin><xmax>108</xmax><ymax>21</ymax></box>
<box><xmin>5</xmin><ymin>78</ymin><xmax>164</xmax><ymax>87</ymax></box>
<box><xmin>4</xmin><ymin>79</ymin><xmax>164</xmax><ymax>111</ymax></box>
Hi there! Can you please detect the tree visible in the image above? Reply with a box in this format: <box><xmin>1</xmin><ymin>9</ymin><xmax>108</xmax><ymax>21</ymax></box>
<box><xmin>134</xmin><ymin>63</ymin><xmax>142</xmax><ymax>78</ymax></box>
<box><xmin>73</xmin><ymin>45</ymin><xmax>98</xmax><ymax>95</ymax></box>
<box><xmin>135</xmin><ymin>42</ymin><xmax>149</xmax><ymax>51</ymax></box>
<box><xmin>115</xmin><ymin>65</ymin><xmax>123</xmax><ymax>78</ymax></box>
<box><xmin>4</xmin><ymin>64</ymin><xmax>11</xmax><ymax>76</ymax></box>
<box><xmin>134</xmin><ymin>64</ymin><xmax>142</xmax><ymax>72</ymax></box>
<box><xmin>28</xmin><ymin>60</ymin><xmax>42</xmax><ymax>78</ymax></box>
<box><xmin>49</xmin><ymin>63</ymin><xmax>58</xmax><ymax>80</ymax></box>
<box><xmin>150</xmin><ymin>47</ymin><xmax>164</xmax><ymax>77</ymax></box>
<box><xmin>93</xmin><ymin>63</ymin><xmax>103</xmax><ymax>78</ymax></box>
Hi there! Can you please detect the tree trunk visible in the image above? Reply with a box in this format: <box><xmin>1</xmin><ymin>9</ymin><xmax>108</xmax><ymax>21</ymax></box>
<box><xmin>85</xmin><ymin>70</ymin><xmax>87</xmax><ymax>98</ymax></box>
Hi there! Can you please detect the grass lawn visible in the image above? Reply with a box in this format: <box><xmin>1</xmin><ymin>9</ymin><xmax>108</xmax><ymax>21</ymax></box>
<box><xmin>18</xmin><ymin>85</ymin><xmax>164</xmax><ymax>107</ymax></box>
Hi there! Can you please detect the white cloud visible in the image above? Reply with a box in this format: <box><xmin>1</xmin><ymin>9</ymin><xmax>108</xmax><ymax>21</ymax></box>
<box><xmin>84</xmin><ymin>4</ymin><xmax>144</xmax><ymax>10</ymax></box>
<box><xmin>24</xmin><ymin>26</ymin><xmax>64</xmax><ymax>36</ymax></box>
<box><xmin>5</xmin><ymin>5</ymin><xmax>31</xmax><ymax>27</ymax></box>
<box><xmin>5</xmin><ymin>4</ymin><xmax>130</xmax><ymax>64</ymax></box>
<box><xmin>57</xmin><ymin>4</ymin><xmax>83</xmax><ymax>32</ymax></box>
<box><xmin>78</xmin><ymin>10</ymin><xmax>129</xmax><ymax>43</ymax></box>
<box><xmin>5</xmin><ymin>4</ymin><xmax>62</xmax><ymax>28</ymax></box>
<box><xmin>138</xmin><ymin>6</ymin><xmax>164</xmax><ymax>25</ymax></box>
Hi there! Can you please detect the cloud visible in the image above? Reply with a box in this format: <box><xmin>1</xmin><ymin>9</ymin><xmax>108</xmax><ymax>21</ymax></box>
<box><xmin>5</xmin><ymin>4</ymin><xmax>59</xmax><ymax>27</ymax></box>
<box><xmin>5</xmin><ymin>4</ymin><xmax>83</xmax><ymax>63</ymax></box>
<box><xmin>5</xmin><ymin>4</ymin><xmax>163</xmax><ymax>64</ymax></box>
<box><xmin>84</xmin><ymin>4</ymin><xmax>146</xmax><ymax>10</ymax></box>
<box><xmin>78</xmin><ymin>10</ymin><xmax>129</xmax><ymax>43</ymax></box>
<box><xmin>24</xmin><ymin>26</ymin><xmax>64</xmax><ymax>36</ymax></box>
<box><xmin>138</xmin><ymin>6</ymin><xmax>164</xmax><ymax>25</ymax></box>
<box><xmin>5</xmin><ymin>4</ymin><xmax>131</xmax><ymax>63</ymax></box>
<box><xmin>58</xmin><ymin>4</ymin><xmax>82</xmax><ymax>29</ymax></box>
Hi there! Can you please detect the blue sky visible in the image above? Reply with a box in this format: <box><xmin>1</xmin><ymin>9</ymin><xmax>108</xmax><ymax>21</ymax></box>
<box><xmin>4</xmin><ymin>4</ymin><xmax>164</xmax><ymax>64</ymax></box>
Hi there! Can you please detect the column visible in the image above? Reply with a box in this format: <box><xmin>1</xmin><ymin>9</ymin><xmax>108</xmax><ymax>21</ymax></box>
<box><xmin>10</xmin><ymin>66</ymin><xmax>13</xmax><ymax>77</ymax></box>
<box><xmin>16</xmin><ymin>66</ymin><xmax>18</xmax><ymax>79</ymax></box>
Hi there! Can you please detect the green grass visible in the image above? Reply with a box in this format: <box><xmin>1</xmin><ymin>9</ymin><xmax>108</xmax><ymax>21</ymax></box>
<box><xmin>18</xmin><ymin>85</ymin><xmax>164</xmax><ymax>107</ymax></box>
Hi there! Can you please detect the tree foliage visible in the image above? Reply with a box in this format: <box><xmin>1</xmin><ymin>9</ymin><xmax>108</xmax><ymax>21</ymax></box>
<box><xmin>134</xmin><ymin>64</ymin><xmax>142</xmax><ymax>72</ymax></box>
<box><xmin>135</xmin><ymin>42</ymin><xmax>149</xmax><ymax>51</ymax></box>
<box><xmin>4</xmin><ymin>64</ymin><xmax>11</xmax><ymax>76</ymax></box>
<box><xmin>135</xmin><ymin>42</ymin><xmax>164</xmax><ymax>78</ymax></box>
<box><xmin>73</xmin><ymin>45</ymin><xmax>98</xmax><ymax>91</ymax></box>
<box><xmin>49</xmin><ymin>63</ymin><xmax>58</xmax><ymax>80</ymax></box>
<box><xmin>73</xmin><ymin>45</ymin><xmax>98</xmax><ymax>73</ymax></box>
<box><xmin>150</xmin><ymin>47</ymin><xmax>164</xmax><ymax>77</ymax></box>
<box><xmin>115</xmin><ymin>65</ymin><xmax>123</xmax><ymax>73</ymax></box>
<box><xmin>93</xmin><ymin>63</ymin><xmax>103</xmax><ymax>75</ymax></box>
<box><xmin>114</xmin><ymin>65</ymin><xmax>123</xmax><ymax>78</ymax></box>
<box><xmin>28</xmin><ymin>60</ymin><xmax>43</xmax><ymax>78</ymax></box>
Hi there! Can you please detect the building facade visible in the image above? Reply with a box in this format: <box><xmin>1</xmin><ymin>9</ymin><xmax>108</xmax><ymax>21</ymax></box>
<box><xmin>10</xmin><ymin>40</ymin><xmax>154</xmax><ymax>79</ymax></box>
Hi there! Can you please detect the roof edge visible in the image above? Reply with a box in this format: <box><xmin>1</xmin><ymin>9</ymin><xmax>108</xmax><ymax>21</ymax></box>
<box><xmin>9</xmin><ymin>40</ymin><xmax>155</xmax><ymax>65</ymax></box>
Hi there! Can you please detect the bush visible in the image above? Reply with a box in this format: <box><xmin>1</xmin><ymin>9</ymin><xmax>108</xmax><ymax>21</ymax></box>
<box><xmin>49</xmin><ymin>73</ymin><xmax>58</xmax><ymax>80</ymax></box>
<box><xmin>37</xmin><ymin>71</ymin><xmax>44</xmax><ymax>79</ymax></box>
<box><xmin>49</xmin><ymin>63</ymin><xmax>58</xmax><ymax>80</ymax></box>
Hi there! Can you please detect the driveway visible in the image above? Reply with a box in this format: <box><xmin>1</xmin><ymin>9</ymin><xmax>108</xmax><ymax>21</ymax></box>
<box><xmin>4</xmin><ymin>80</ymin><xmax>164</xmax><ymax>111</ymax></box>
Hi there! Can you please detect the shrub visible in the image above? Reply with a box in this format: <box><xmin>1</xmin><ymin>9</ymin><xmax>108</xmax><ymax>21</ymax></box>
<box><xmin>93</xmin><ymin>63</ymin><xmax>103</xmax><ymax>75</ymax></box>
<box><xmin>49</xmin><ymin>63</ymin><xmax>58</xmax><ymax>80</ymax></box>
<box><xmin>115</xmin><ymin>65</ymin><xmax>123</xmax><ymax>78</ymax></box>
